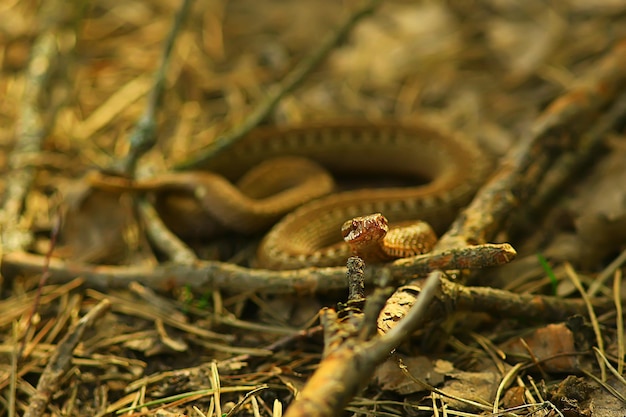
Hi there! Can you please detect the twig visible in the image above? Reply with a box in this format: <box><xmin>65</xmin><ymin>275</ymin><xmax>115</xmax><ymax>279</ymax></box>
<box><xmin>389</xmin><ymin>243</ymin><xmax>515</xmax><ymax>275</ymax></box>
<box><xmin>437</xmin><ymin>278</ymin><xmax>612</xmax><ymax>323</ymax></box>
<box><xmin>19</xmin><ymin>215</ymin><xmax>61</xmax><ymax>360</ymax></box>
<box><xmin>346</xmin><ymin>256</ymin><xmax>366</xmax><ymax>302</ymax></box>
<box><xmin>117</xmin><ymin>0</ymin><xmax>194</xmax><ymax>175</ymax></box>
<box><xmin>2</xmin><ymin>243</ymin><xmax>514</xmax><ymax>294</ymax></box>
<box><xmin>565</xmin><ymin>263</ymin><xmax>606</xmax><ymax>381</ymax></box>
<box><xmin>587</xmin><ymin>247</ymin><xmax>626</xmax><ymax>297</ymax></box>
<box><xmin>23</xmin><ymin>299</ymin><xmax>111</xmax><ymax>417</ymax></box>
<box><xmin>175</xmin><ymin>0</ymin><xmax>383</xmax><ymax>170</ymax></box>
<box><xmin>137</xmin><ymin>199</ymin><xmax>197</xmax><ymax>264</ymax></box>
<box><xmin>614</xmin><ymin>269</ymin><xmax>624</xmax><ymax>375</ymax></box>
<box><xmin>9</xmin><ymin>324</ymin><xmax>18</xmax><ymax>417</ymax></box>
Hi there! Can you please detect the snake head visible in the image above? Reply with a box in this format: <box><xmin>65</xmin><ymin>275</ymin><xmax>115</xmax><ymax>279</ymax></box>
<box><xmin>341</xmin><ymin>213</ymin><xmax>389</xmax><ymax>246</ymax></box>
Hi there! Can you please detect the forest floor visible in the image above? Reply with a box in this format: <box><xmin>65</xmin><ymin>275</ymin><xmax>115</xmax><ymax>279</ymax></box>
<box><xmin>1</xmin><ymin>0</ymin><xmax>626</xmax><ymax>416</ymax></box>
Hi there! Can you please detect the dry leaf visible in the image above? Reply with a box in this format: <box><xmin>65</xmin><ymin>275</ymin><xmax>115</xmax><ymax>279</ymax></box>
<box><xmin>373</xmin><ymin>355</ymin><xmax>445</xmax><ymax>395</ymax></box>
<box><xmin>56</xmin><ymin>180</ymin><xmax>152</xmax><ymax>265</ymax></box>
<box><xmin>499</xmin><ymin>322</ymin><xmax>585</xmax><ymax>373</ymax></box>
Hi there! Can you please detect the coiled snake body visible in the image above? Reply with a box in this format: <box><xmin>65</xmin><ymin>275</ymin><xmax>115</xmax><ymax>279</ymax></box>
<box><xmin>196</xmin><ymin>122</ymin><xmax>489</xmax><ymax>269</ymax></box>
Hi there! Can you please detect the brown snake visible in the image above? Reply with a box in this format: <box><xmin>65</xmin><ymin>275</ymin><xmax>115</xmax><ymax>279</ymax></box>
<box><xmin>91</xmin><ymin>122</ymin><xmax>489</xmax><ymax>269</ymax></box>
<box><xmin>200</xmin><ymin>121</ymin><xmax>489</xmax><ymax>269</ymax></box>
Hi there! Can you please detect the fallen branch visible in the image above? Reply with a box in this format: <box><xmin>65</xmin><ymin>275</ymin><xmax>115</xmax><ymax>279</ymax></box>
<box><xmin>2</xmin><ymin>243</ymin><xmax>514</xmax><ymax>294</ymax></box>
<box><xmin>116</xmin><ymin>0</ymin><xmax>193</xmax><ymax>174</ymax></box>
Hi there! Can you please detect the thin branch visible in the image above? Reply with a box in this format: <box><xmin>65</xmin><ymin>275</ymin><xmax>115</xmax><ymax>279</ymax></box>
<box><xmin>2</xmin><ymin>243</ymin><xmax>514</xmax><ymax>294</ymax></box>
<box><xmin>117</xmin><ymin>0</ymin><xmax>194</xmax><ymax>174</ymax></box>
<box><xmin>175</xmin><ymin>0</ymin><xmax>383</xmax><ymax>170</ymax></box>
<box><xmin>137</xmin><ymin>199</ymin><xmax>197</xmax><ymax>264</ymax></box>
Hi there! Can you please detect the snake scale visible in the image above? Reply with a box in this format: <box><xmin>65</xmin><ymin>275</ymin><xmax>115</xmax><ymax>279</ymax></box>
<box><xmin>195</xmin><ymin>121</ymin><xmax>490</xmax><ymax>269</ymax></box>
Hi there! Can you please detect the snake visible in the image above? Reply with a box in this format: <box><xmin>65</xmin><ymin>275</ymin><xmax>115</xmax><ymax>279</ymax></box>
<box><xmin>200</xmin><ymin>121</ymin><xmax>489</xmax><ymax>269</ymax></box>
<box><xmin>89</xmin><ymin>121</ymin><xmax>489</xmax><ymax>269</ymax></box>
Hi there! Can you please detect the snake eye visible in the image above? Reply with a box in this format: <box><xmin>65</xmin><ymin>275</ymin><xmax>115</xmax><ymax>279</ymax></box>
<box><xmin>341</xmin><ymin>219</ymin><xmax>355</xmax><ymax>238</ymax></box>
